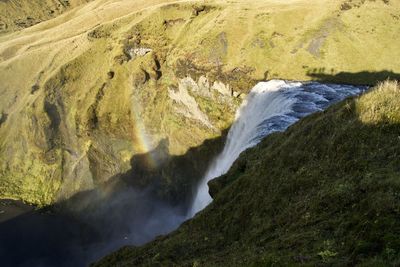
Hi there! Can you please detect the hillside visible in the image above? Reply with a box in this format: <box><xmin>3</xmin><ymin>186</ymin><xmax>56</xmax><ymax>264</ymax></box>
<box><xmin>0</xmin><ymin>0</ymin><xmax>93</xmax><ymax>34</ymax></box>
<box><xmin>1</xmin><ymin>0</ymin><xmax>400</xmax><ymax>206</ymax></box>
<box><xmin>95</xmin><ymin>80</ymin><xmax>400</xmax><ymax>266</ymax></box>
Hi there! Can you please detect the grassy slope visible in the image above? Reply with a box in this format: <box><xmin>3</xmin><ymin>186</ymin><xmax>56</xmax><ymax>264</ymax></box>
<box><xmin>96</xmin><ymin>81</ymin><xmax>400</xmax><ymax>266</ymax></box>
<box><xmin>0</xmin><ymin>0</ymin><xmax>93</xmax><ymax>34</ymax></box>
<box><xmin>0</xmin><ymin>0</ymin><xmax>399</xmax><ymax>205</ymax></box>
<box><xmin>166</xmin><ymin>0</ymin><xmax>400</xmax><ymax>83</ymax></box>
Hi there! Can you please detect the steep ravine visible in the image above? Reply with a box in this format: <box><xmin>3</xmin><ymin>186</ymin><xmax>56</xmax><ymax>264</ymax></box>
<box><xmin>0</xmin><ymin>79</ymin><xmax>365</xmax><ymax>267</ymax></box>
<box><xmin>0</xmin><ymin>0</ymin><xmax>400</xmax><ymax>266</ymax></box>
<box><xmin>0</xmin><ymin>129</ymin><xmax>229</xmax><ymax>267</ymax></box>
<box><xmin>96</xmin><ymin>80</ymin><xmax>400</xmax><ymax>267</ymax></box>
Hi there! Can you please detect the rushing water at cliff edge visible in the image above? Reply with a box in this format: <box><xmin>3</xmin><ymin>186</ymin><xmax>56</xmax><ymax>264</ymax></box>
<box><xmin>190</xmin><ymin>79</ymin><xmax>364</xmax><ymax>215</ymax></box>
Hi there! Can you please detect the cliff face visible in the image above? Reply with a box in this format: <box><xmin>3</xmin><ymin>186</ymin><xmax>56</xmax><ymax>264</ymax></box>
<box><xmin>0</xmin><ymin>0</ymin><xmax>400</xmax><ymax>205</ymax></box>
<box><xmin>95</xmin><ymin>81</ymin><xmax>400</xmax><ymax>267</ymax></box>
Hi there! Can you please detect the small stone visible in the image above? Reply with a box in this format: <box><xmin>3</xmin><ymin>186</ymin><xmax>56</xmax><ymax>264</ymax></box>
<box><xmin>107</xmin><ymin>71</ymin><xmax>115</xmax><ymax>79</ymax></box>
<box><xmin>128</xmin><ymin>48</ymin><xmax>152</xmax><ymax>59</ymax></box>
<box><xmin>31</xmin><ymin>84</ymin><xmax>40</xmax><ymax>94</ymax></box>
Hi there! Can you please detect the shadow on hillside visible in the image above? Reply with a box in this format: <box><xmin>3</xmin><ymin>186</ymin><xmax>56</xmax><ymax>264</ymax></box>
<box><xmin>0</xmin><ymin>129</ymin><xmax>229</xmax><ymax>267</ymax></box>
<box><xmin>94</xmin><ymin>86</ymin><xmax>400</xmax><ymax>267</ymax></box>
<box><xmin>307</xmin><ymin>69</ymin><xmax>400</xmax><ymax>85</ymax></box>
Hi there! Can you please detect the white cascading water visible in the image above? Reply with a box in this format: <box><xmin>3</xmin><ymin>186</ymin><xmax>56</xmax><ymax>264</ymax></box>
<box><xmin>190</xmin><ymin>79</ymin><xmax>364</xmax><ymax>216</ymax></box>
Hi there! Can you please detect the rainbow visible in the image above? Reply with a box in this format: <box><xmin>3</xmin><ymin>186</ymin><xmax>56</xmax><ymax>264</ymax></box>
<box><xmin>130</xmin><ymin>96</ymin><xmax>157</xmax><ymax>170</ymax></box>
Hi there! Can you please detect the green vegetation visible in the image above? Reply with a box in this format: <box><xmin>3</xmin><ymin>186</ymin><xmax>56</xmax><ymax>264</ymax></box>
<box><xmin>95</xmin><ymin>81</ymin><xmax>400</xmax><ymax>266</ymax></box>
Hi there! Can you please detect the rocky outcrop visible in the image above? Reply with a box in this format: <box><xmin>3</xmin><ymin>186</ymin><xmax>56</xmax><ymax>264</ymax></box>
<box><xmin>168</xmin><ymin>76</ymin><xmax>240</xmax><ymax>130</ymax></box>
<box><xmin>168</xmin><ymin>79</ymin><xmax>214</xmax><ymax>129</ymax></box>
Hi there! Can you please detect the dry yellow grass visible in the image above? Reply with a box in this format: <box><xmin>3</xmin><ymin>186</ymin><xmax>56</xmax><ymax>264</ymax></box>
<box><xmin>357</xmin><ymin>80</ymin><xmax>400</xmax><ymax>124</ymax></box>
<box><xmin>0</xmin><ymin>0</ymin><xmax>93</xmax><ymax>34</ymax></box>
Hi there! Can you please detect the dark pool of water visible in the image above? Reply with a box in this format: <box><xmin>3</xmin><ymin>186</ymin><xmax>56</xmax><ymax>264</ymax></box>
<box><xmin>0</xmin><ymin>190</ymin><xmax>186</xmax><ymax>267</ymax></box>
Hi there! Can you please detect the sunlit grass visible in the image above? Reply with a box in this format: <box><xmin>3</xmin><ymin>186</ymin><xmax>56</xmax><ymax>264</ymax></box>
<box><xmin>357</xmin><ymin>80</ymin><xmax>400</xmax><ymax>124</ymax></box>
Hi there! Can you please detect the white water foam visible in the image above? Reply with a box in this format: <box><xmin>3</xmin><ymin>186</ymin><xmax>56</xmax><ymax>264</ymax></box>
<box><xmin>190</xmin><ymin>79</ymin><xmax>364</xmax><ymax>215</ymax></box>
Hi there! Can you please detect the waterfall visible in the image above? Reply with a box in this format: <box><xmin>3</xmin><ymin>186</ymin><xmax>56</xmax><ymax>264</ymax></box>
<box><xmin>190</xmin><ymin>79</ymin><xmax>364</xmax><ymax>215</ymax></box>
